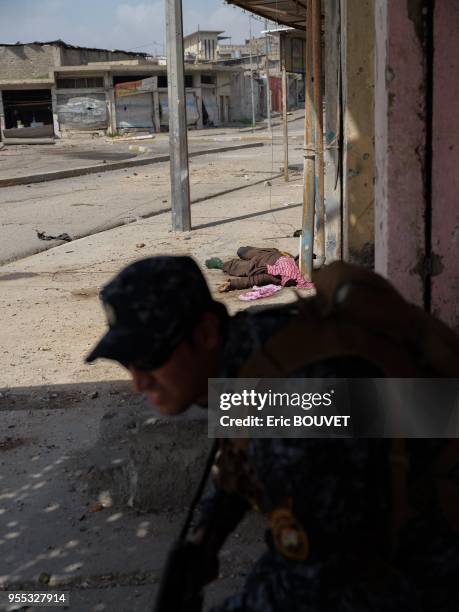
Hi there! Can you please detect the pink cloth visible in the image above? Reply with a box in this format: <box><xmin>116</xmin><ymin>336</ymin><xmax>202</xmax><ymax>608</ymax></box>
<box><xmin>266</xmin><ymin>256</ymin><xmax>314</xmax><ymax>289</ymax></box>
<box><xmin>238</xmin><ymin>284</ymin><xmax>283</xmax><ymax>301</ymax></box>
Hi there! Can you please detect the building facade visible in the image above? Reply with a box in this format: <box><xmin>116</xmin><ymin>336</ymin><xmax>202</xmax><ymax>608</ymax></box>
<box><xmin>183</xmin><ymin>30</ymin><xmax>226</xmax><ymax>63</ymax></box>
<box><xmin>0</xmin><ymin>40</ymin><xmax>243</xmax><ymax>142</ymax></box>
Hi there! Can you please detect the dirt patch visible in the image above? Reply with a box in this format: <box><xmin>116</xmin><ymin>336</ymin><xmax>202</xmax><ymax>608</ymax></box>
<box><xmin>0</xmin><ymin>436</ymin><xmax>32</xmax><ymax>451</ymax></box>
<box><xmin>71</xmin><ymin>203</ymin><xmax>99</xmax><ymax>207</ymax></box>
<box><xmin>0</xmin><ymin>272</ymin><xmax>39</xmax><ymax>281</ymax></box>
<box><xmin>71</xmin><ymin>286</ymin><xmax>100</xmax><ymax>298</ymax></box>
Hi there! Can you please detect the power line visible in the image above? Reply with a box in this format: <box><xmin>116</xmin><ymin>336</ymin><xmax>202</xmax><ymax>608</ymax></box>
<box><xmin>126</xmin><ymin>40</ymin><xmax>163</xmax><ymax>51</ymax></box>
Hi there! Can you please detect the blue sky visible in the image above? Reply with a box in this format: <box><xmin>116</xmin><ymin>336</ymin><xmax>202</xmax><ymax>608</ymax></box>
<box><xmin>0</xmin><ymin>0</ymin><xmax>270</xmax><ymax>53</ymax></box>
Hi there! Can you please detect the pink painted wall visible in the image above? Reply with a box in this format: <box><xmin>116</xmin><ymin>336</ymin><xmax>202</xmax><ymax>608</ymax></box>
<box><xmin>431</xmin><ymin>2</ymin><xmax>459</xmax><ymax>330</ymax></box>
<box><xmin>374</xmin><ymin>0</ymin><xmax>426</xmax><ymax>307</ymax></box>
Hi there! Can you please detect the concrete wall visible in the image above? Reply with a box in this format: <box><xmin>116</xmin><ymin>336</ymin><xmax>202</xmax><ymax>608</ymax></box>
<box><xmin>60</xmin><ymin>47</ymin><xmax>144</xmax><ymax>66</ymax></box>
<box><xmin>0</xmin><ymin>44</ymin><xmax>146</xmax><ymax>80</ymax></box>
<box><xmin>229</xmin><ymin>72</ymin><xmax>264</xmax><ymax>122</ymax></box>
<box><xmin>374</xmin><ymin>1</ymin><xmax>459</xmax><ymax>327</ymax></box>
<box><xmin>0</xmin><ymin>44</ymin><xmax>58</xmax><ymax>79</ymax></box>
<box><xmin>431</xmin><ymin>2</ymin><xmax>459</xmax><ymax>329</ymax></box>
<box><xmin>374</xmin><ymin>0</ymin><xmax>428</xmax><ymax>307</ymax></box>
<box><xmin>216</xmin><ymin>71</ymin><xmax>232</xmax><ymax>97</ymax></box>
<box><xmin>184</xmin><ymin>33</ymin><xmax>200</xmax><ymax>57</ymax></box>
<box><xmin>342</xmin><ymin>0</ymin><xmax>375</xmax><ymax>265</ymax></box>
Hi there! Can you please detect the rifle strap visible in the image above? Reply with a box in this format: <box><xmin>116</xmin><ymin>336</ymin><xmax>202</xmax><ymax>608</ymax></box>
<box><xmin>179</xmin><ymin>440</ymin><xmax>219</xmax><ymax>541</ymax></box>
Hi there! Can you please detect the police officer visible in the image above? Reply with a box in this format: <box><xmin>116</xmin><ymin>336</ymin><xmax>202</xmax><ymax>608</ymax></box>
<box><xmin>86</xmin><ymin>256</ymin><xmax>458</xmax><ymax>612</ymax></box>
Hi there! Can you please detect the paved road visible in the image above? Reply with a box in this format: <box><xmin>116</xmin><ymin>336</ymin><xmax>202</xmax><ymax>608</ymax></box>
<box><xmin>0</xmin><ymin>138</ymin><xmax>302</xmax><ymax>264</ymax></box>
<box><xmin>0</xmin><ymin>136</ymin><xmax>263</xmax><ymax>181</ymax></box>
<box><xmin>0</xmin><ymin>113</ymin><xmax>305</xmax><ymax>182</ymax></box>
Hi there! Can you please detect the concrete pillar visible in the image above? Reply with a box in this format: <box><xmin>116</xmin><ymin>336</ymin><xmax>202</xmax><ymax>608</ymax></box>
<box><xmin>104</xmin><ymin>73</ymin><xmax>117</xmax><ymax>135</ymax></box>
<box><xmin>374</xmin><ymin>0</ymin><xmax>428</xmax><ymax>307</ymax></box>
<box><xmin>165</xmin><ymin>0</ymin><xmax>191</xmax><ymax>231</ymax></box>
<box><xmin>50</xmin><ymin>85</ymin><xmax>61</xmax><ymax>138</ymax></box>
<box><xmin>431</xmin><ymin>2</ymin><xmax>459</xmax><ymax>329</ymax></box>
<box><xmin>52</xmin><ymin>45</ymin><xmax>63</xmax><ymax>68</ymax></box>
<box><xmin>0</xmin><ymin>91</ymin><xmax>5</xmax><ymax>141</ymax></box>
<box><xmin>341</xmin><ymin>0</ymin><xmax>375</xmax><ymax>265</ymax></box>
<box><xmin>153</xmin><ymin>88</ymin><xmax>161</xmax><ymax>134</ymax></box>
<box><xmin>193</xmin><ymin>73</ymin><xmax>203</xmax><ymax>129</ymax></box>
<box><xmin>197</xmin><ymin>97</ymin><xmax>204</xmax><ymax>128</ymax></box>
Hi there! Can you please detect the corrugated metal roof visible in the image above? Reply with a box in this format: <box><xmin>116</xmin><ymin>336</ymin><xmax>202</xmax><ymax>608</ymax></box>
<box><xmin>0</xmin><ymin>39</ymin><xmax>149</xmax><ymax>58</ymax></box>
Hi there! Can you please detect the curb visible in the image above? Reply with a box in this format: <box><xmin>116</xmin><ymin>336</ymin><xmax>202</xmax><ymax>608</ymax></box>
<box><xmin>238</xmin><ymin>135</ymin><xmax>272</xmax><ymax>141</ymax></box>
<box><xmin>0</xmin><ymin>142</ymin><xmax>265</xmax><ymax>189</ymax></box>
<box><xmin>238</xmin><ymin>114</ymin><xmax>305</xmax><ymax>133</ymax></box>
<box><xmin>0</xmin><ymin>171</ymin><xmax>285</xmax><ymax>266</ymax></box>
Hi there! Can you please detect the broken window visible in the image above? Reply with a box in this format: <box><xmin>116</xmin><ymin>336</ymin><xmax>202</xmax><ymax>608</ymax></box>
<box><xmin>56</xmin><ymin>77</ymin><xmax>104</xmax><ymax>89</ymax></box>
<box><xmin>201</xmin><ymin>74</ymin><xmax>216</xmax><ymax>85</ymax></box>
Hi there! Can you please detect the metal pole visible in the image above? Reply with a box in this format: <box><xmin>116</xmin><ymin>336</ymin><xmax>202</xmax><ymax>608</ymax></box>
<box><xmin>300</xmin><ymin>0</ymin><xmax>315</xmax><ymax>278</ymax></box>
<box><xmin>323</xmin><ymin>0</ymin><xmax>342</xmax><ymax>262</ymax></box>
<box><xmin>249</xmin><ymin>17</ymin><xmax>256</xmax><ymax>129</ymax></box>
<box><xmin>312</xmin><ymin>0</ymin><xmax>325</xmax><ymax>266</ymax></box>
<box><xmin>265</xmin><ymin>20</ymin><xmax>272</xmax><ymax>132</ymax></box>
<box><xmin>165</xmin><ymin>0</ymin><xmax>191</xmax><ymax>231</ymax></box>
<box><xmin>282</xmin><ymin>64</ymin><xmax>289</xmax><ymax>181</ymax></box>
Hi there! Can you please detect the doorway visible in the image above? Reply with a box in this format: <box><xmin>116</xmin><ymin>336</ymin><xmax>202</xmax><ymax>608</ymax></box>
<box><xmin>2</xmin><ymin>89</ymin><xmax>54</xmax><ymax>138</ymax></box>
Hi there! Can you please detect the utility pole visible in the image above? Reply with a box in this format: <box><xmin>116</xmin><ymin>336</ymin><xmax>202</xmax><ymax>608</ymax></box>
<box><xmin>282</xmin><ymin>61</ymin><xmax>289</xmax><ymax>181</ymax></box>
<box><xmin>165</xmin><ymin>0</ymin><xmax>191</xmax><ymax>231</ymax></box>
<box><xmin>249</xmin><ymin>16</ymin><xmax>256</xmax><ymax>129</ymax></box>
<box><xmin>300</xmin><ymin>0</ymin><xmax>315</xmax><ymax>278</ymax></box>
<box><xmin>323</xmin><ymin>0</ymin><xmax>342</xmax><ymax>262</ymax></box>
<box><xmin>312</xmin><ymin>0</ymin><xmax>325</xmax><ymax>266</ymax></box>
<box><xmin>264</xmin><ymin>20</ymin><xmax>271</xmax><ymax>132</ymax></box>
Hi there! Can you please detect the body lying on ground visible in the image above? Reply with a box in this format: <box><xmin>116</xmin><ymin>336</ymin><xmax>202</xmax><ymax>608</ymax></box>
<box><xmin>207</xmin><ymin>246</ymin><xmax>313</xmax><ymax>292</ymax></box>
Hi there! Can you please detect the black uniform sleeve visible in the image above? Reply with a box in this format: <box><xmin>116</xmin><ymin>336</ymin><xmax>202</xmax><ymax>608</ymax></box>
<box><xmin>195</xmin><ymin>480</ymin><xmax>250</xmax><ymax>551</ymax></box>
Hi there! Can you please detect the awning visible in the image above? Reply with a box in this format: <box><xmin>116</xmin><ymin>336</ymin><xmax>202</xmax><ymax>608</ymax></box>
<box><xmin>226</xmin><ymin>0</ymin><xmax>306</xmax><ymax>30</ymax></box>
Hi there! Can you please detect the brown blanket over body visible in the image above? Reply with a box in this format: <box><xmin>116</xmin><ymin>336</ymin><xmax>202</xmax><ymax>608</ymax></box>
<box><xmin>222</xmin><ymin>246</ymin><xmax>283</xmax><ymax>289</ymax></box>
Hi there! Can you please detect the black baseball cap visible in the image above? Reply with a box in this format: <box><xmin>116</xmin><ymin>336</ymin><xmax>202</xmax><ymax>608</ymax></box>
<box><xmin>85</xmin><ymin>256</ymin><xmax>226</xmax><ymax>369</ymax></box>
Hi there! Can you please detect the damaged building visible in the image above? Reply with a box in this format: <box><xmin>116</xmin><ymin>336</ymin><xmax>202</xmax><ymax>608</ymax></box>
<box><xmin>184</xmin><ymin>28</ymin><xmax>305</xmax><ymax>113</ymax></box>
<box><xmin>0</xmin><ymin>40</ymin><xmax>245</xmax><ymax>142</ymax></box>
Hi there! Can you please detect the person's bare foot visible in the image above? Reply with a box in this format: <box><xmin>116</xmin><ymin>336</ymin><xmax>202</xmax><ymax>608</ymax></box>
<box><xmin>218</xmin><ymin>280</ymin><xmax>231</xmax><ymax>293</ymax></box>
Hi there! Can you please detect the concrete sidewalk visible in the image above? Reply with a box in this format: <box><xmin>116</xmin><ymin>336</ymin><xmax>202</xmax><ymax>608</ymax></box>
<box><xmin>0</xmin><ymin>173</ymin><xmax>310</xmax><ymax>610</ymax></box>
